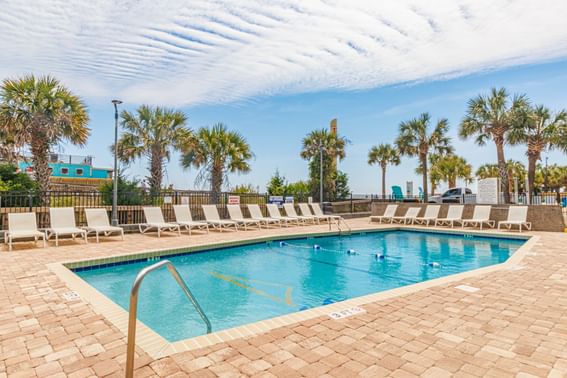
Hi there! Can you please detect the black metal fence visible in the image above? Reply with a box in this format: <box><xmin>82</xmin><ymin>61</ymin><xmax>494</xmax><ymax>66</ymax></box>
<box><xmin>0</xmin><ymin>190</ymin><xmax>270</xmax><ymax>230</ymax></box>
<box><xmin>1</xmin><ymin>190</ymin><xmax>565</xmax><ymax>231</ymax></box>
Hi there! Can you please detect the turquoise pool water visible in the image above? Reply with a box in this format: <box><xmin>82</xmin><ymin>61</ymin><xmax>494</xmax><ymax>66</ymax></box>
<box><xmin>74</xmin><ymin>231</ymin><xmax>524</xmax><ymax>342</ymax></box>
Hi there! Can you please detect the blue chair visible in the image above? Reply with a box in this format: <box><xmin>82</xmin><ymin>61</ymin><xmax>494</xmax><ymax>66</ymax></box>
<box><xmin>391</xmin><ymin>186</ymin><xmax>404</xmax><ymax>201</ymax></box>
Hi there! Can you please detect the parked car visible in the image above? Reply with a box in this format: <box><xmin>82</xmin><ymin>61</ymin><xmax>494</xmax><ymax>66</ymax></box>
<box><xmin>428</xmin><ymin>187</ymin><xmax>473</xmax><ymax>203</ymax></box>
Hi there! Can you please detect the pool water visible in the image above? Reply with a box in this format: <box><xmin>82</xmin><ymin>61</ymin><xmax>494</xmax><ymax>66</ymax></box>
<box><xmin>74</xmin><ymin>230</ymin><xmax>524</xmax><ymax>341</ymax></box>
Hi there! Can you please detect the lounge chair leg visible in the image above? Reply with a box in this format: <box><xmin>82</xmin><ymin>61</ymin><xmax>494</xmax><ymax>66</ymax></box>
<box><xmin>96</xmin><ymin>232</ymin><xmax>99</xmax><ymax>243</ymax></box>
<box><xmin>55</xmin><ymin>234</ymin><xmax>59</xmax><ymax>247</ymax></box>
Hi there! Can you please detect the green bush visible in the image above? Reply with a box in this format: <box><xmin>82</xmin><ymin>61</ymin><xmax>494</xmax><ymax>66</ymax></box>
<box><xmin>99</xmin><ymin>176</ymin><xmax>144</xmax><ymax>205</ymax></box>
<box><xmin>0</xmin><ymin>164</ymin><xmax>38</xmax><ymax>192</ymax></box>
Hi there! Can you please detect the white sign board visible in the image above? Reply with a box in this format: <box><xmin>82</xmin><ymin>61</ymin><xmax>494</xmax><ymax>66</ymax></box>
<box><xmin>477</xmin><ymin>178</ymin><xmax>499</xmax><ymax>204</ymax></box>
<box><xmin>163</xmin><ymin>196</ymin><xmax>172</xmax><ymax>204</ymax></box>
<box><xmin>228</xmin><ymin>195</ymin><xmax>240</xmax><ymax>205</ymax></box>
<box><xmin>284</xmin><ymin>196</ymin><xmax>294</xmax><ymax>203</ymax></box>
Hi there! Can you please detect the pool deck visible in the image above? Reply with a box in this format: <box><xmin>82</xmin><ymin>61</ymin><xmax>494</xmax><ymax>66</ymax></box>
<box><xmin>1</xmin><ymin>218</ymin><xmax>566</xmax><ymax>377</ymax></box>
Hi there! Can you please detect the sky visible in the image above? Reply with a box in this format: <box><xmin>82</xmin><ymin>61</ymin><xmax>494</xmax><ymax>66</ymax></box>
<box><xmin>1</xmin><ymin>1</ymin><xmax>567</xmax><ymax>194</ymax></box>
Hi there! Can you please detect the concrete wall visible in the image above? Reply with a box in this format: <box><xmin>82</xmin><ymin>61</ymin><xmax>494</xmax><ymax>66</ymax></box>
<box><xmin>370</xmin><ymin>202</ymin><xmax>566</xmax><ymax>232</ymax></box>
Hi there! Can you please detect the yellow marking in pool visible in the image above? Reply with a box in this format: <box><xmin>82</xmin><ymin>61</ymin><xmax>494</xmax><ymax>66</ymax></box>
<box><xmin>210</xmin><ymin>271</ymin><xmax>295</xmax><ymax>306</ymax></box>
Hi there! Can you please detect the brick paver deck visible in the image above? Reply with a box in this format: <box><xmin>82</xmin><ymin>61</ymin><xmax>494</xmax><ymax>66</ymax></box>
<box><xmin>1</xmin><ymin>219</ymin><xmax>566</xmax><ymax>377</ymax></box>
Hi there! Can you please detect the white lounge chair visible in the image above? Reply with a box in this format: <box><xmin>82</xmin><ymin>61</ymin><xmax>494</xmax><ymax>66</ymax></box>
<box><xmin>414</xmin><ymin>205</ymin><xmax>441</xmax><ymax>226</ymax></box>
<box><xmin>227</xmin><ymin>205</ymin><xmax>262</xmax><ymax>230</ymax></box>
<box><xmin>310</xmin><ymin>203</ymin><xmax>341</xmax><ymax>223</ymax></box>
<box><xmin>283</xmin><ymin>203</ymin><xmax>314</xmax><ymax>224</ymax></box>
<box><xmin>298</xmin><ymin>203</ymin><xmax>328</xmax><ymax>224</ymax></box>
<box><xmin>139</xmin><ymin>207</ymin><xmax>181</xmax><ymax>237</ymax></box>
<box><xmin>84</xmin><ymin>208</ymin><xmax>124</xmax><ymax>243</ymax></box>
<box><xmin>462</xmin><ymin>205</ymin><xmax>495</xmax><ymax>230</ymax></box>
<box><xmin>267</xmin><ymin>204</ymin><xmax>300</xmax><ymax>226</ymax></box>
<box><xmin>498</xmin><ymin>206</ymin><xmax>532</xmax><ymax>232</ymax></box>
<box><xmin>46</xmin><ymin>207</ymin><xmax>88</xmax><ymax>246</ymax></box>
<box><xmin>247</xmin><ymin>204</ymin><xmax>282</xmax><ymax>228</ymax></box>
<box><xmin>435</xmin><ymin>205</ymin><xmax>464</xmax><ymax>228</ymax></box>
<box><xmin>370</xmin><ymin>204</ymin><xmax>398</xmax><ymax>223</ymax></box>
<box><xmin>202</xmin><ymin>205</ymin><xmax>238</xmax><ymax>232</ymax></box>
<box><xmin>391</xmin><ymin>207</ymin><xmax>420</xmax><ymax>225</ymax></box>
<box><xmin>173</xmin><ymin>205</ymin><xmax>209</xmax><ymax>235</ymax></box>
<box><xmin>5</xmin><ymin>213</ymin><xmax>46</xmax><ymax>251</ymax></box>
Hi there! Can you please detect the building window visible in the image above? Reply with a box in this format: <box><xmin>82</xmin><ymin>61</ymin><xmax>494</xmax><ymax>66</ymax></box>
<box><xmin>76</xmin><ymin>168</ymin><xmax>84</xmax><ymax>176</ymax></box>
<box><xmin>61</xmin><ymin>167</ymin><xmax>69</xmax><ymax>175</ymax></box>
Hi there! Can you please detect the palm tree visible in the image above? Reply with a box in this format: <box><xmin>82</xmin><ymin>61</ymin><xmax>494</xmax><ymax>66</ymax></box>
<box><xmin>506</xmin><ymin>159</ymin><xmax>527</xmax><ymax>194</ymax></box>
<box><xmin>367</xmin><ymin>144</ymin><xmax>400</xmax><ymax>198</ymax></box>
<box><xmin>181</xmin><ymin>123</ymin><xmax>252</xmax><ymax>202</ymax></box>
<box><xmin>415</xmin><ymin>153</ymin><xmax>443</xmax><ymax>196</ymax></box>
<box><xmin>431</xmin><ymin>154</ymin><xmax>473</xmax><ymax>188</ymax></box>
<box><xmin>0</xmin><ymin>128</ymin><xmax>19</xmax><ymax>164</ymax></box>
<box><xmin>459</xmin><ymin>87</ymin><xmax>529</xmax><ymax>203</ymax></box>
<box><xmin>395</xmin><ymin>113</ymin><xmax>453</xmax><ymax>202</ymax></box>
<box><xmin>116</xmin><ymin>105</ymin><xmax>192</xmax><ymax>194</ymax></box>
<box><xmin>0</xmin><ymin>75</ymin><xmax>89</xmax><ymax>194</ymax></box>
<box><xmin>300</xmin><ymin>129</ymin><xmax>347</xmax><ymax>201</ymax></box>
<box><xmin>508</xmin><ymin>105</ymin><xmax>567</xmax><ymax>196</ymax></box>
<box><xmin>476</xmin><ymin>164</ymin><xmax>499</xmax><ymax>179</ymax></box>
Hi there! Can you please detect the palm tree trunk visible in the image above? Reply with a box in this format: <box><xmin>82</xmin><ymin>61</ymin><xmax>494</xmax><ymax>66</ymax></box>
<box><xmin>148</xmin><ymin>150</ymin><xmax>163</xmax><ymax>196</ymax></box>
<box><xmin>495</xmin><ymin>139</ymin><xmax>510</xmax><ymax>203</ymax></box>
<box><xmin>30</xmin><ymin>136</ymin><xmax>50</xmax><ymax>204</ymax></box>
<box><xmin>527</xmin><ymin>153</ymin><xmax>538</xmax><ymax>197</ymax></box>
<box><xmin>430</xmin><ymin>178</ymin><xmax>435</xmax><ymax>196</ymax></box>
<box><xmin>211</xmin><ymin>166</ymin><xmax>223</xmax><ymax>204</ymax></box>
<box><xmin>380</xmin><ymin>163</ymin><xmax>386</xmax><ymax>199</ymax></box>
<box><xmin>421</xmin><ymin>155</ymin><xmax>428</xmax><ymax>202</ymax></box>
<box><xmin>449</xmin><ymin>176</ymin><xmax>456</xmax><ymax>188</ymax></box>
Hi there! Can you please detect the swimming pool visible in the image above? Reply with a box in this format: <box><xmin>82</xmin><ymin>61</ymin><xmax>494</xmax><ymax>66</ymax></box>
<box><xmin>74</xmin><ymin>230</ymin><xmax>524</xmax><ymax>342</ymax></box>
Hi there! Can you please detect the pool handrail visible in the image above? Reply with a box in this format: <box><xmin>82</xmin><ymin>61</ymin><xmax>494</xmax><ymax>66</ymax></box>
<box><xmin>125</xmin><ymin>259</ymin><xmax>211</xmax><ymax>378</ymax></box>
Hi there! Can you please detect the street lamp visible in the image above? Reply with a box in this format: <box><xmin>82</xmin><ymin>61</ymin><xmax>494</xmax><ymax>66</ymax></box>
<box><xmin>319</xmin><ymin>145</ymin><xmax>325</xmax><ymax>204</ymax></box>
<box><xmin>111</xmin><ymin>99</ymin><xmax>123</xmax><ymax>226</ymax></box>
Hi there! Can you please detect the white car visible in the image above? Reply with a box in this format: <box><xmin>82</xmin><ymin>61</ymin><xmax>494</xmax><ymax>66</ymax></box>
<box><xmin>428</xmin><ymin>187</ymin><xmax>473</xmax><ymax>203</ymax></box>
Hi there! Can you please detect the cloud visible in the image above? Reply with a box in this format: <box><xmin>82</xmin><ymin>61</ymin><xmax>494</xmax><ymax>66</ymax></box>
<box><xmin>1</xmin><ymin>0</ymin><xmax>567</xmax><ymax>106</ymax></box>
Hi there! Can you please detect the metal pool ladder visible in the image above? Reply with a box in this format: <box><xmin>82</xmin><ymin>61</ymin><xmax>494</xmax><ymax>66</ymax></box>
<box><xmin>330</xmin><ymin>216</ymin><xmax>352</xmax><ymax>236</ymax></box>
<box><xmin>125</xmin><ymin>260</ymin><xmax>211</xmax><ymax>378</ymax></box>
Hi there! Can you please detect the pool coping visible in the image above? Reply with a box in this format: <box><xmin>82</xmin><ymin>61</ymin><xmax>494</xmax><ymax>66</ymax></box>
<box><xmin>47</xmin><ymin>225</ymin><xmax>537</xmax><ymax>359</ymax></box>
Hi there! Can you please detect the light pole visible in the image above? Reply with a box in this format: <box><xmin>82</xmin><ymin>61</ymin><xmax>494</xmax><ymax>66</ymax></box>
<box><xmin>111</xmin><ymin>99</ymin><xmax>122</xmax><ymax>226</ymax></box>
<box><xmin>319</xmin><ymin>145</ymin><xmax>324</xmax><ymax>204</ymax></box>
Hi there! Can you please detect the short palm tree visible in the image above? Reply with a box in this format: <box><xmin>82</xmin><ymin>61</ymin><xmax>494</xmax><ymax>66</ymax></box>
<box><xmin>459</xmin><ymin>87</ymin><xmax>529</xmax><ymax>203</ymax></box>
<box><xmin>508</xmin><ymin>105</ymin><xmax>567</xmax><ymax>196</ymax></box>
<box><xmin>395</xmin><ymin>113</ymin><xmax>453</xmax><ymax>202</ymax></box>
<box><xmin>431</xmin><ymin>154</ymin><xmax>473</xmax><ymax>188</ymax></box>
<box><xmin>300</xmin><ymin>129</ymin><xmax>347</xmax><ymax>201</ymax></box>
<box><xmin>116</xmin><ymin>105</ymin><xmax>192</xmax><ymax>194</ymax></box>
<box><xmin>368</xmin><ymin>144</ymin><xmax>400</xmax><ymax>198</ymax></box>
<box><xmin>415</xmin><ymin>153</ymin><xmax>443</xmax><ymax>196</ymax></box>
<box><xmin>181</xmin><ymin>123</ymin><xmax>252</xmax><ymax>202</ymax></box>
<box><xmin>475</xmin><ymin>164</ymin><xmax>499</xmax><ymax>179</ymax></box>
<box><xmin>506</xmin><ymin>159</ymin><xmax>527</xmax><ymax>193</ymax></box>
<box><xmin>0</xmin><ymin>75</ymin><xmax>89</xmax><ymax>194</ymax></box>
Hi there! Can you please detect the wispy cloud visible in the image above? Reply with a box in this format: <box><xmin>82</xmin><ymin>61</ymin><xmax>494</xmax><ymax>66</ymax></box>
<box><xmin>1</xmin><ymin>0</ymin><xmax>567</xmax><ymax>106</ymax></box>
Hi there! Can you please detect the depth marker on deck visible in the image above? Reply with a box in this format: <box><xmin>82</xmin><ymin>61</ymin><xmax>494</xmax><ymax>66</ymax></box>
<box><xmin>328</xmin><ymin>306</ymin><xmax>365</xmax><ymax>320</ymax></box>
<box><xmin>455</xmin><ymin>285</ymin><xmax>480</xmax><ymax>293</ymax></box>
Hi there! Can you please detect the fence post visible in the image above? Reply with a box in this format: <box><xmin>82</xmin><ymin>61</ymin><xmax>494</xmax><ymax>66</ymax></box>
<box><xmin>350</xmin><ymin>192</ymin><xmax>353</xmax><ymax>213</ymax></box>
<box><xmin>28</xmin><ymin>193</ymin><xmax>33</xmax><ymax>212</ymax></box>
